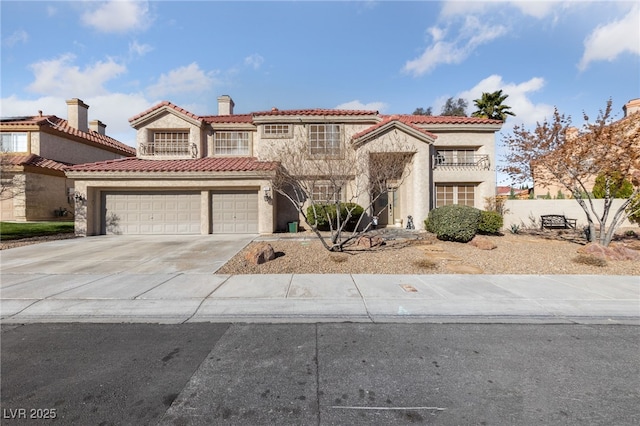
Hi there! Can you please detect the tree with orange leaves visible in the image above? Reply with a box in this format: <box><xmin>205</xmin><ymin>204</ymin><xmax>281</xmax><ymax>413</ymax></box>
<box><xmin>502</xmin><ymin>99</ymin><xmax>640</xmax><ymax>246</ymax></box>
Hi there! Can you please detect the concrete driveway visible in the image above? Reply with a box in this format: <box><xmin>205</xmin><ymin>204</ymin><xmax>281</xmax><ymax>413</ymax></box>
<box><xmin>0</xmin><ymin>234</ymin><xmax>256</xmax><ymax>275</ymax></box>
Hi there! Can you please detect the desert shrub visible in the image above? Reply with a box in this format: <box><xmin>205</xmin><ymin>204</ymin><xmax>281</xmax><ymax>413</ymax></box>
<box><xmin>478</xmin><ymin>210</ymin><xmax>503</xmax><ymax>234</ymax></box>
<box><xmin>572</xmin><ymin>254</ymin><xmax>607</xmax><ymax>268</ymax></box>
<box><xmin>307</xmin><ymin>202</ymin><xmax>364</xmax><ymax>231</ymax></box>
<box><xmin>425</xmin><ymin>204</ymin><xmax>481</xmax><ymax>243</ymax></box>
<box><xmin>627</xmin><ymin>194</ymin><xmax>640</xmax><ymax>226</ymax></box>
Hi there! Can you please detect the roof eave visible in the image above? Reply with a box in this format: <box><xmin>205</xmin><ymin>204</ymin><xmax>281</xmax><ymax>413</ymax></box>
<box><xmin>129</xmin><ymin>105</ymin><xmax>204</xmax><ymax>129</ymax></box>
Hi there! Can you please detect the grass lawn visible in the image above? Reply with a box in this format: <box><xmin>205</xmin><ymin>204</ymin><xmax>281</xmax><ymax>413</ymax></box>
<box><xmin>0</xmin><ymin>221</ymin><xmax>75</xmax><ymax>241</ymax></box>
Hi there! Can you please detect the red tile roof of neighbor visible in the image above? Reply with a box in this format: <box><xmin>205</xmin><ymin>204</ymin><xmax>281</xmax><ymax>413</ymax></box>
<box><xmin>0</xmin><ymin>115</ymin><xmax>136</xmax><ymax>156</ymax></box>
<box><xmin>67</xmin><ymin>157</ymin><xmax>279</xmax><ymax>173</ymax></box>
<box><xmin>3</xmin><ymin>154</ymin><xmax>72</xmax><ymax>171</ymax></box>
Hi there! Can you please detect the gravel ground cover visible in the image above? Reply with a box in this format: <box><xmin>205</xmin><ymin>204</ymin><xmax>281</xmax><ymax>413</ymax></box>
<box><xmin>216</xmin><ymin>229</ymin><xmax>640</xmax><ymax>276</ymax></box>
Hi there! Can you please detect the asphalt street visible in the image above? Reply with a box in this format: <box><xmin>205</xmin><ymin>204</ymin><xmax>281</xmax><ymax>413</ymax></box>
<box><xmin>1</xmin><ymin>323</ymin><xmax>639</xmax><ymax>425</ymax></box>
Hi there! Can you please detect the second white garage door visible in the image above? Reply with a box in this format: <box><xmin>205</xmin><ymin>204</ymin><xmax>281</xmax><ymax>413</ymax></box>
<box><xmin>102</xmin><ymin>191</ymin><xmax>201</xmax><ymax>235</ymax></box>
<box><xmin>211</xmin><ymin>191</ymin><xmax>259</xmax><ymax>233</ymax></box>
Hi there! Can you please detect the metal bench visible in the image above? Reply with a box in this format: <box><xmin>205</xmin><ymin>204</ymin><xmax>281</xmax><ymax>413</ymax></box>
<box><xmin>540</xmin><ymin>214</ymin><xmax>577</xmax><ymax>230</ymax></box>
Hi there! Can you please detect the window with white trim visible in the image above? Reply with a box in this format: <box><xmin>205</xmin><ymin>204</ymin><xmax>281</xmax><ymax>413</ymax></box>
<box><xmin>309</xmin><ymin>124</ymin><xmax>341</xmax><ymax>156</ymax></box>
<box><xmin>149</xmin><ymin>131</ymin><xmax>190</xmax><ymax>156</ymax></box>
<box><xmin>435</xmin><ymin>184</ymin><xmax>475</xmax><ymax>207</ymax></box>
<box><xmin>311</xmin><ymin>183</ymin><xmax>342</xmax><ymax>203</ymax></box>
<box><xmin>1</xmin><ymin>132</ymin><xmax>28</xmax><ymax>152</ymax></box>
<box><xmin>435</xmin><ymin>149</ymin><xmax>476</xmax><ymax>165</ymax></box>
<box><xmin>214</xmin><ymin>131</ymin><xmax>250</xmax><ymax>155</ymax></box>
<box><xmin>262</xmin><ymin>124</ymin><xmax>291</xmax><ymax>138</ymax></box>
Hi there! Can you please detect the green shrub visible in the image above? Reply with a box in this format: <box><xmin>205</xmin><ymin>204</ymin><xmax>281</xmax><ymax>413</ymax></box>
<box><xmin>425</xmin><ymin>204</ymin><xmax>481</xmax><ymax>243</ymax></box>
<box><xmin>478</xmin><ymin>210</ymin><xmax>503</xmax><ymax>234</ymax></box>
<box><xmin>307</xmin><ymin>202</ymin><xmax>364</xmax><ymax>231</ymax></box>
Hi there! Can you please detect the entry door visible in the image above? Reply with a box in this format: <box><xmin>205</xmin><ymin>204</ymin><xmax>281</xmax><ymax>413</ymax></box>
<box><xmin>211</xmin><ymin>191</ymin><xmax>259</xmax><ymax>233</ymax></box>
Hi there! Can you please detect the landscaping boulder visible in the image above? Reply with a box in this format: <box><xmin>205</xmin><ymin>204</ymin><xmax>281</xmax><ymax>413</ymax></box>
<box><xmin>244</xmin><ymin>243</ymin><xmax>276</xmax><ymax>265</ymax></box>
<box><xmin>468</xmin><ymin>236</ymin><xmax>497</xmax><ymax>250</ymax></box>
<box><xmin>577</xmin><ymin>243</ymin><xmax>639</xmax><ymax>261</ymax></box>
<box><xmin>356</xmin><ymin>235</ymin><xmax>385</xmax><ymax>248</ymax></box>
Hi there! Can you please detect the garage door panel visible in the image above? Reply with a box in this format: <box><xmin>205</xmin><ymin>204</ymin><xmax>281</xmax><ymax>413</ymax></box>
<box><xmin>211</xmin><ymin>191</ymin><xmax>258</xmax><ymax>234</ymax></box>
<box><xmin>103</xmin><ymin>191</ymin><xmax>200</xmax><ymax>235</ymax></box>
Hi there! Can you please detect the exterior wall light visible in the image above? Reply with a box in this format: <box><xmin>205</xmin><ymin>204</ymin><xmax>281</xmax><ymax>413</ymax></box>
<box><xmin>263</xmin><ymin>186</ymin><xmax>272</xmax><ymax>202</ymax></box>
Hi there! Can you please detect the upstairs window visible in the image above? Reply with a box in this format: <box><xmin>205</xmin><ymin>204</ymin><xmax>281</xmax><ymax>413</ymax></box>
<box><xmin>149</xmin><ymin>131</ymin><xmax>190</xmax><ymax>156</ymax></box>
<box><xmin>1</xmin><ymin>132</ymin><xmax>28</xmax><ymax>152</ymax></box>
<box><xmin>262</xmin><ymin>124</ymin><xmax>291</xmax><ymax>138</ymax></box>
<box><xmin>435</xmin><ymin>149</ymin><xmax>476</xmax><ymax>166</ymax></box>
<box><xmin>309</xmin><ymin>124</ymin><xmax>341</xmax><ymax>156</ymax></box>
<box><xmin>214</xmin><ymin>131</ymin><xmax>250</xmax><ymax>155</ymax></box>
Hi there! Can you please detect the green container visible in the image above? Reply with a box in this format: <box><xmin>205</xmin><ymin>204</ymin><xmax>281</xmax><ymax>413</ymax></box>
<box><xmin>288</xmin><ymin>221</ymin><xmax>298</xmax><ymax>233</ymax></box>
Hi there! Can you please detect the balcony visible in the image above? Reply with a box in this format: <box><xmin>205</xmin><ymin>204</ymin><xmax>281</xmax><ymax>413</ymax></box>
<box><xmin>432</xmin><ymin>154</ymin><xmax>490</xmax><ymax>170</ymax></box>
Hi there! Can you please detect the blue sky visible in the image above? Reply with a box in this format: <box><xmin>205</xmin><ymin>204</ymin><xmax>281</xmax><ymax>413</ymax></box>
<box><xmin>1</xmin><ymin>1</ymin><xmax>639</xmax><ymax>184</ymax></box>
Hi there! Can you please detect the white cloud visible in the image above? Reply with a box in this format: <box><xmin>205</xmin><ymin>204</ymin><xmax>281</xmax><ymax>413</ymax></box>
<box><xmin>457</xmin><ymin>74</ymin><xmax>554</xmax><ymax>126</ymax></box>
<box><xmin>27</xmin><ymin>54</ymin><xmax>127</xmax><ymax>98</ymax></box>
<box><xmin>3</xmin><ymin>30</ymin><xmax>29</xmax><ymax>47</ymax></box>
<box><xmin>578</xmin><ymin>4</ymin><xmax>640</xmax><ymax>71</ymax></box>
<box><xmin>146</xmin><ymin>63</ymin><xmax>218</xmax><ymax>98</ymax></box>
<box><xmin>244</xmin><ymin>54</ymin><xmax>264</xmax><ymax>70</ymax></box>
<box><xmin>334</xmin><ymin>100</ymin><xmax>388</xmax><ymax>112</ymax></box>
<box><xmin>403</xmin><ymin>16</ymin><xmax>508</xmax><ymax>76</ymax></box>
<box><xmin>81</xmin><ymin>0</ymin><xmax>152</xmax><ymax>34</ymax></box>
<box><xmin>441</xmin><ymin>0</ymin><xmax>562</xmax><ymax>19</ymax></box>
<box><xmin>129</xmin><ymin>40</ymin><xmax>153</xmax><ymax>58</ymax></box>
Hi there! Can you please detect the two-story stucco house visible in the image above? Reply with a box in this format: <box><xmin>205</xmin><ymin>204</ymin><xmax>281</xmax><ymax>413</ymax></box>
<box><xmin>0</xmin><ymin>99</ymin><xmax>136</xmax><ymax>221</ymax></box>
<box><xmin>67</xmin><ymin>96</ymin><xmax>502</xmax><ymax>236</ymax></box>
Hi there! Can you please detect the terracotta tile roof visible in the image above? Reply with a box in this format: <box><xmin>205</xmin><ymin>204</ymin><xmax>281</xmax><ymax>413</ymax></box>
<box><xmin>395</xmin><ymin>115</ymin><xmax>503</xmax><ymax>125</ymax></box>
<box><xmin>351</xmin><ymin>115</ymin><xmax>437</xmax><ymax>141</ymax></box>
<box><xmin>128</xmin><ymin>101</ymin><xmax>204</xmax><ymax>123</ymax></box>
<box><xmin>252</xmin><ymin>108</ymin><xmax>378</xmax><ymax>117</ymax></box>
<box><xmin>1</xmin><ymin>115</ymin><xmax>136</xmax><ymax>156</ymax></box>
<box><xmin>67</xmin><ymin>157</ymin><xmax>279</xmax><ymax>173</ymax></box>
<box><xmin>203</xmin><ymin>114</ymin><xmax>254</xmax><ymax>124</ymax></box>
<box><xmin>2</xmin><ymin>154</ymin><xmax>71</xmax><ymax>171</ymax></box>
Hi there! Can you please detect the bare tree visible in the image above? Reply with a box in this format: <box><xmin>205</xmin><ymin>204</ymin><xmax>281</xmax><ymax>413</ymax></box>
<box><xmin>267</xmin><ymin>127</ymin><xmax>414</xmax><ymax>252</ymax></box>
<box><xmin>502</xmin><ymin>100</ymin><xmax>640</xmax><ymax>246</ymax></box>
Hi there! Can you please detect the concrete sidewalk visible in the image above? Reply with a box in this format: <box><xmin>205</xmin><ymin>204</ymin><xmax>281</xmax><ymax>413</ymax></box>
<box><xmin>2</xmin><ymin>272</ymin><xmax>638</xmax><ymax>324</ymax></box>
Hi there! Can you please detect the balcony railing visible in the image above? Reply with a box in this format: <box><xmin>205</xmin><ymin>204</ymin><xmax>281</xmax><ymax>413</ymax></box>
<box><xmin>432</xmin><ymin>154</ymin><xmax>490</xmax><ymax>170</ymax></box>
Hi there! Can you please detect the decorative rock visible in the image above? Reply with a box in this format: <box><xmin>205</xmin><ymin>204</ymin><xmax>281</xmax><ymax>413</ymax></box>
<box><xmin>244</xmin><ymin>243</ymin><xmax>276</xmax><ymax>265</ymax></box>
<box><xmin>445</xmin><ymin>263</ymin><xmax>484</xmax><ymax>274</ymax></box>
<box><xmin>356</xmin><ymin>235</ymin><xmax>385</xmax><ymax>248</ymax></box>
<box><xmin>469</xmin><ymin>236</ymin><xmax>497</xmax><ymax>250</ymax></box>
<box><xmin>577</xmin><ymin>243</ymin><xmax>640</xmax><ymax>261</ymax></box>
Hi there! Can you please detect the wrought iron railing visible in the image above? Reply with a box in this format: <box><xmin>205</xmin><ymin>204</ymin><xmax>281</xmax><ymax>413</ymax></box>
<box><xmin>432</xmin><ymin>154</ymin><xmax>490</xmax><ymax>170</ymax></box>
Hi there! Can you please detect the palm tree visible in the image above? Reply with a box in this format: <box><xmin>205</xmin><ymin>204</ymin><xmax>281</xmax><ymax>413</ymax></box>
<box><xmin>472</xmin><ymin>90</ymin><xmax>515</xmax><ymax>121</ymax></box>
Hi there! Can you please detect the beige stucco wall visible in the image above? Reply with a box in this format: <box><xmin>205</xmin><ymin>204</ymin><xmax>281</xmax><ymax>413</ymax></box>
<box><xmin>37</xmin><ymin>132</ymin><xmax>130</xmax><ymax>164</ymax></box>
<box><xmin>503</xmin><ymin>199</ymin><xmax>635</xmax><ymax>230</ymax></box>
<box><xmin>25</xmin><ymin>172</ymin><xmax>73</xmax><ymax>221</ymax></box>
<box><xmin>72</xmin><ymin>176</ymin><xmax>274</xmax><ymax>236</ymax></box>
<box><xmin>430</xmin><ymin>130</ymin><xmax>497</xmax><ymax>208</ymax></box>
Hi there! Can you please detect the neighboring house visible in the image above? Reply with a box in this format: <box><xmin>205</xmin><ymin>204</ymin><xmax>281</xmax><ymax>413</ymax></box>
<box><xmin>496</xmin><ymin>186</ymin><xmax>531</xmax><ymax>200</ymax></box>
<box><xmin>533</xmin><ymin>98</ymin><xmax>640</xmax><ymax>198</ymax></box>
<box><xmin>67</xmin><ymin>95</ymin><xmax>502</xmax><ymax>236</ymax></box>
<box><xmin>0</xmin><ymin>99</ymin><xmax>136</xmax><ymax>221</ymax></box>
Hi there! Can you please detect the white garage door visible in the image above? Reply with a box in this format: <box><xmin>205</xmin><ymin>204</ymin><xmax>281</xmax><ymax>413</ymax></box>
<box><xmin>211</xmin><ymin>191</ymin><xmax>259</xmax><ymax>233</ymax></box>
<box><xmin>102</xmin><ymin>191</ymin><xmax>201</xmax><ymax>235</ymax></box>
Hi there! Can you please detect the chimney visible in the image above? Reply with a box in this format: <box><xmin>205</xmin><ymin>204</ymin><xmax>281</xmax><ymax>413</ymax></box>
<box><xmin>89</xmin><ymin>119</ymin><xmax>107</xmax><ymax>135</ymax></box>
<box><xmin>217</xmin><ymin>95</ymin><xmax>234</xmax><ymax>116</ymax></box>
<box><xmin>623</xmin><ymin>98</ymin><xmax>640</xmax><ymax>117</ymax></box>
<box><xmin>66</xmin><ymin>98</ymin><xmax>89</xmax><ymax>132</ymax></box>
